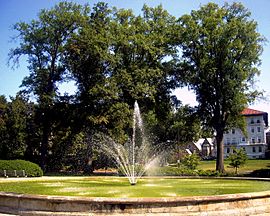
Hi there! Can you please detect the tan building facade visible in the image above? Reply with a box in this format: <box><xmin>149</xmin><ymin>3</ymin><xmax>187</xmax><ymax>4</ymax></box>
<box><xmin>224</xmin><ymin>108</ymin><xmax>268</xmax><ymax>159</ymax></box>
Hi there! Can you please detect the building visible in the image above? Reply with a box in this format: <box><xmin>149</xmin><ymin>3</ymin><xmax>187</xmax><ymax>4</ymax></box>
<box><xmin>185</xmin><ymin>138</ymin><xmax>216</xmax><ymax>158</ymax></box>
<box><xmin>224</xmin><ymin>108</ymin><xmax>268</xmax><ymax>159</ymax></box>
<box><xmin>201</xmin><ymin>138</ymin><xmax>216</xmax><ymax>158</ymax></box>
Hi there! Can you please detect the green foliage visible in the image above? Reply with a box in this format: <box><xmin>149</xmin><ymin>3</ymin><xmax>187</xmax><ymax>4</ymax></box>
<box><xmin>150</xmin><ymin>166</ymin><xmax>195</xmax><ymax>176</ymax></box>
<box><xmin>0</xmin><ymin>160</ymin><xmax>43</xmax><ymax>177</ymax></box>
<box><xmin>9</xmin><ymin>2</ymin><xmax>90</xmax><ymax>100</ymax></box>
<box><xmin>197</xmin><ymin>170</ymin><xmax>223</xmax><ymax>177</ymax></box>
<box><xmin>149</xmin><ymin>166</ymin><xmax>224</xmax><ymax>177</ymax></box>
<box><xmin>228</xmin><ymin>148</ymin><xmax>248</xmax><ymax>174</ymax></box>
<box><xmin>0</xmin><ymin>95</ymin><xmax>33</xmax><ymax>159</ymax></box>
<box><xmin>181</xmin><ymin>154</ymin><xmax>200</xmax><ymax>170</ymax></box>
<box><xmin>168</xmin><ymin>105</ymin><xmax>202</xmax><ymax>155</ymax></box>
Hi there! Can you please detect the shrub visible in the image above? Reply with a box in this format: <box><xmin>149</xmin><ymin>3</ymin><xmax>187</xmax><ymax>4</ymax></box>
<box><xmin>182</xmin><ymin>154</ymin><xmax>200</xmax><ymax>170</ymax></box>
<box><xmin>197</xmin><ymin>170</ymin><xmax>223</xmax><ymax>177</ymax></box>
<box><xmin>148</xmin><ymin>166</ymin><xmax>232</xmax><ymax>177</ymax></box>
<box><xmin>228</xmin><ymin>148</ymin><xmax>248</xmax><ymax>174</ymax></box>
<box><xmin>0</xmin><ymin>160</ymin><xmax>43</xmax><ymax>177</ymax></box>
<box><xmin>147</xmin><ymin>166</ymin><xmax>200</xmax><ymax>176</ymax></box>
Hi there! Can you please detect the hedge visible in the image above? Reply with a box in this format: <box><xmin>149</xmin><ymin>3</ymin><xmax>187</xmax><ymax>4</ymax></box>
<box><xmin>146</xmin><ymin>166</ymin><xmax>228</xmax><ymax>177</ymax></box>
<box><xmin>0</xmin><ymin>160</ymin><xmax>43</xmax><ymax>177</ymax></box>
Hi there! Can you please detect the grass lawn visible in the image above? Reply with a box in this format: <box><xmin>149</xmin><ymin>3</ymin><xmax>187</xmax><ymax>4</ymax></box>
<box><xmin>0</xmin><ymin>176</ymin><xmax>270</xmax><ymax>198</ymax></box>
<box><xmin>198</xmin><ymin>159</ymin><xmax>270</xmax><ymax>174</ymax></box>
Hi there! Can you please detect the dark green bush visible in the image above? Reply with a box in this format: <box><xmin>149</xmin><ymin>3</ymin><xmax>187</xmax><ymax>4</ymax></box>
<box><xmin>148</xmin><ymin>167</ymin><xmax>231</xmax><ymax>177</ymax></box>
<box><xmin>147</xmin><ymin>166</ymin><xmax>200</xmax><ymax>176</ymax></box>
<box><xmin>0</xmin><ymin>160</ymin><xmax>43</xmax><ymax>177</ymax></box>
<box><xmin>117</xmin><ymin>165</ymin><xmax>235</xmax><ymax>177</ymax></box>
<box><xmin>197</xmin><ymin>170</ymin><xmax>221</xmax><ymax>177</ymax></box>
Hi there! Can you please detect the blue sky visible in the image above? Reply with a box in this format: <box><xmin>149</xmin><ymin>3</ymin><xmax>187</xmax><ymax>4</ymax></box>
<box><xmin>1</xmin><ymin>0</ymin><xmax>270</xmax><ymax>112</ymax></box>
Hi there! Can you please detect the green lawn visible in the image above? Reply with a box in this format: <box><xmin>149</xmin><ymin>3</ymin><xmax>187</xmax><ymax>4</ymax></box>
<box><xmin>1</xmin><ymin>176</ymin><xmax>270</xmax><ymax>198</ymax></box>
<box><xmin>198</xmin><ymin>159</ymin><xmax>270</xmax><ymax>174</ymax></box>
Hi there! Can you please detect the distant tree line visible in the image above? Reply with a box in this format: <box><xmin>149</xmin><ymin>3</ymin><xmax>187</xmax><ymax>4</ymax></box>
<box><xmin>0</xmin><ymin>2</ymin><xmax>263</xmax><ymax>173</ymax></box>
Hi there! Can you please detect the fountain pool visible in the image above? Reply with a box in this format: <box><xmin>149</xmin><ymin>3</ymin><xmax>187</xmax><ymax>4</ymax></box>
<box><xmin>1</xmin><ymin>176</ymin><xmax>270</xmax><ymax>215</ymax></box>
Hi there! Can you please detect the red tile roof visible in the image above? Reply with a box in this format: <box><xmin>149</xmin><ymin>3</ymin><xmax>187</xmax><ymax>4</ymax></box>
<box><xmin>241</xmin><ymin>108</ymin><xmax>266</xmax><ymax>115</ymax></box>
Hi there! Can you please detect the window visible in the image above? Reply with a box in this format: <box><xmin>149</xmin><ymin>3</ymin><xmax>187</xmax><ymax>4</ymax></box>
<box><xmin>259</xmin><ymin>146</ymin><xmax>262</xmax><ymax>152</ymax></box>
<box><xmin>243</xmin><ymin>147</ymin><xmax>246</xmax><ymax>152</ymax></box>
<box><xmin>232</xmin><ymin>129</ymin><xmax>235</xmax><ymax>134</ymax></box>
<box><xmin>252</xmin><ymin>138</ymin><xmax>256</xmax><ymax>143</ymax></box>
<box><xmin>227</xmin><ymin>148</ymin><xmax>230</xmax><ymax>154</ymax></box>
<box><xmin>257</xmin><ymin>119</ymin><xmax>261</xmax><ymax>123</ymax></box>
<box><xmin>251</xmin><ymin>128</ymin><xmax>255</xmax><ymax>133</ymax></box>
<box><xmin>251</xmin><ymin>118</ymin><xmax>254</xmax><ymax>124</ymax></box>
<box><xmin>258</xmin><ymin>138</ymin><xmax>261</xmax><ymax>143</ymax></box>
<box><xmin>253</xmin><ymin>147</ymin><xmax>256</xmax><ymax>153</ymax></box>
<box><xmin>257</xmin><ymin>127</ymin><xmax>261</xmax><ymax>133</ymax></box>
<box><xmin>242</xmin><ymin>137</ymin><xmax>246</xmax><ymax>142</ymax></box>
<box><xmin>232</xmin><ymin>138</ymin><xmax>237</xmax><ymax>144</ymax></box>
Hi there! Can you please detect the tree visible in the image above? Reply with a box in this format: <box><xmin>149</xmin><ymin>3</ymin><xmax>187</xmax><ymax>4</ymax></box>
<box><xmin>9</xmin><ymin>2</ymin><xmax>90</xmax><ymax>171</ymax></box>
<box><xmin>177</xmin><ymin>3</ymin><xmax>264</xmax><ymax>172</ymax></box>
<box><xmin>65</xmin><ymin>2</ymin><xmax>120</xmax><ymax>173</ymax></box>
<box><xmin>228</xmin><ymin>148</ymin><xmax>247</xmax><ymax>174</ymax></box>
<box><xmin>0</xmin><ymin>95</ymin><xmax>9</xmax><ymax>158</ymax></box>
<box><xmin>0</xmin><ymin>95</ymin><xmax>31</xmax><ymax>159</ymax></box>
<box><xmin>168</xmin><ymin>105</ymin><xmax>202</xmax><ymax>161</ymax></box>
<box><xmin>169</xmin><ymin>105</ymin><xmax>201</xmax><ymax>144</ymax></box>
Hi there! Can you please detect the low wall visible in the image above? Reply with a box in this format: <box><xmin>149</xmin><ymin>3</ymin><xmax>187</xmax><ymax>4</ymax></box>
<box><xmin>0</xmin><ymin>190</ymin><xmax>270</xmax><ymax>215</ymax></box>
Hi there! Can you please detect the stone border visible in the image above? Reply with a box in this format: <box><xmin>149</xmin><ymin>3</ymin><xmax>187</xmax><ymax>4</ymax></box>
<box><xmin>0</xmin><ymin>177</ymin><xmax>270</xmax><ymax>215</ymax></box>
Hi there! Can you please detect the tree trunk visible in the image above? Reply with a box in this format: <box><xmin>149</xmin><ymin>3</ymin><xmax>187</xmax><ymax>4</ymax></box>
<box><xmin>84</xmin><ymin>135</ymin><xmax>94</xmax><ymax>174</ymax></box>
<box><xmin>40</xmin><ymin>112</ymin><xmax>50</xmax><ymax>172</ymax></box>
<box><xmin>85</xmin><ymin>157</ymin><xmax>94</xmax><ymax>174</ymax></box>
<box><xmin>216</xmin><ymin>129</ymin><xmax>225</xmax><ymax>173</ymax></box>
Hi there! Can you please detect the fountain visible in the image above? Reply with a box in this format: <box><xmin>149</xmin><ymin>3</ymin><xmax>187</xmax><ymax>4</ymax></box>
<box><xmin>98</xmin><ymin>101</ymin><xmax>160</xmax><ymax>185</ymax></box>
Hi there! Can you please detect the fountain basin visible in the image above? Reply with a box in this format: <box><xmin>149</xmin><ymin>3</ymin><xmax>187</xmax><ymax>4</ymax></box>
<box><xmin>0</xmin><ymin>177</ymin><xmax>270</xmax><ymax>215</ymax></box>
<box><xmin>1</xmin><ymin>190</ymin><xmax>270</xmax><ymax>215</ymax></box>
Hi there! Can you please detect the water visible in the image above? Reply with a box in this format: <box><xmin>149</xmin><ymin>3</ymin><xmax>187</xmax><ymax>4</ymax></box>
<box><xmin>97</xmin><ymin>101</ymin><xmax>160</xmax><ymax>185</ymax></box>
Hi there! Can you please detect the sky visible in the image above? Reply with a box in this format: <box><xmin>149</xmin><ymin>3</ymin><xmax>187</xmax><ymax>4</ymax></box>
<box><xmin>0</xmin><ymin>0</ymin><xmax>270</xmax><ymax>112</ymax></box>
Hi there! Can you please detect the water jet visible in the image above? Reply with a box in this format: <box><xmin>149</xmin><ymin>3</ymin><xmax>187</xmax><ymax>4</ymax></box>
<box><xmin>98</xmin><ymin>101</ymin><xmax>161</xmax><ymax>185</ymax></box>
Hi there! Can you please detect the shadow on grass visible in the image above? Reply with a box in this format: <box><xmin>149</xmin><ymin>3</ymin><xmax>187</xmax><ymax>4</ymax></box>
<box><xmin>45</xmin><ymin>170</ymin><xmax>118</xmax><ymax>177</ymax></box>
<box><xmin>247</xmin><ymin>169</ymin><xmax>270</xmax><ymax>178</ymax></box>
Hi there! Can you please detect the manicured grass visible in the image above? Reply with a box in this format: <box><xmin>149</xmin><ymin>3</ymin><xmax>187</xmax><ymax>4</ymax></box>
<box><xmin>1</xmin><ymin>176</ymin><xmax>270</xmax><ymax>197</ymax></box>
<box><xmin>198</xmin><ymin>159</ymin><xmax>270</xmax><ymax>174</ymax></box>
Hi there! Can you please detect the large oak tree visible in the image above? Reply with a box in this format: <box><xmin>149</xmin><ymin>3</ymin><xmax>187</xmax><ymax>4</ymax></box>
<box><xmin>177</xmin><ymin>3</ymin><xmax>264</xmax><ymax>172</ymax></box>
